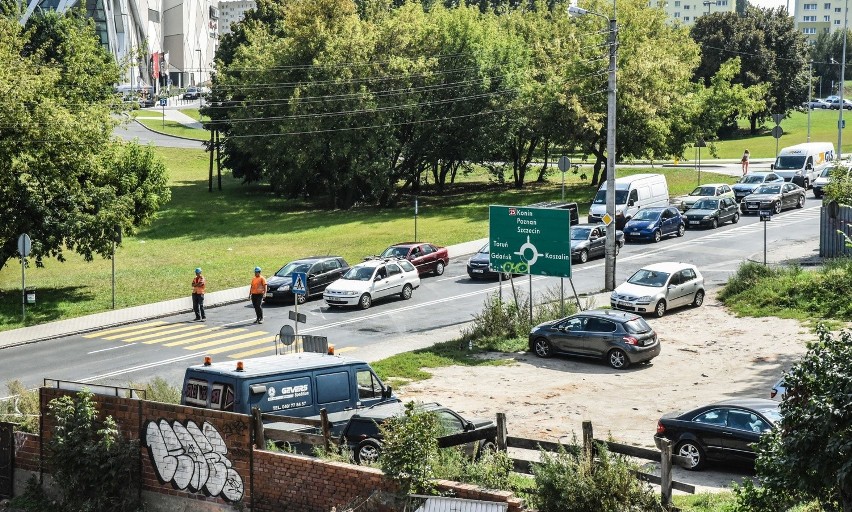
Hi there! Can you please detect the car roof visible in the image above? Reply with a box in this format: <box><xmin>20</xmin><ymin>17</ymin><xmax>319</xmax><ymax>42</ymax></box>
<box><xmin>571</xmin><ymin>308</ymin><xmax>642</xmax><ymax>322</ymax></box>
<box><xmin>637</xmin><ymin>262</ymin><xmax>697</xmax><ymax>273</ymax></box>
<box><xmin>386</xmin><ymin>242</ymin><xmax>423</xmax><ymax>249</ymax></box>
<box><xmin>289</xmin><ymin>256</ymin><xmax>342</xmax><ymax>264</ymax></box>
<box><xmin>186</xmin><ymin>352</ymin><xmax>367</xmax><ymax>378</ymax></box>
<box><xmin>574</xmin><ymin>223</ymin><xmax>603</xmax><ymax>229</ymax></box>
<box><xmin>636</xmin><ymin>206</ymin><xmax>667</xmax><ymax>212</ymax></box>
<box><xmin>695</xmin><ymin>183</ymin><xmax>727</xmax><ymax>187</ymax></box>
<box><xmin>709</xmin><ymin>398</ymin><xmax>780</xmax><ymax>409</ymax></box>
<box><xmin>351</xmin><ymin>401</ymin><xmax>444</xmax><ymax>420</ymax></box>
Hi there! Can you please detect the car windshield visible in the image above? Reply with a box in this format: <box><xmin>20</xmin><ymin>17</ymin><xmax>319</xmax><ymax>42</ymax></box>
<box><xmin>755</xmin><ymin>185</ymin><xmax>782</xmax><ymax>195</ymax></box>
<box><xmin>592</xmin><ymin>190</ymin><xmax>629</xmax><ymax>205</ymax></box>
<box><xmin>633</xmin><ymin>209</ymin><xmax>661</xmax><ymax>221</ymax></box>
<box><xmin>692</xmin><ymin>199</ymin><xmax>718</xmax><ymax>210</ymax></box>
<box><xmin>380</xmin><ymin>246</ymin><xmax>410</xmax><ymax>258</ymax></box>
<box><xmin>773</xmin><ymin>155</ymin><xmax>806</xmax><ymax>170</ymax></box>
<box><xmin>627</xmin><ymin>269</ymin><xmax>671</xmax><ymax>287</ymax></box>
<box><xmin>342</xmin><ymin>266</ymin><xmax>375</xmax><ymax>281</ymax></box>
<box><xmin>571</xmin><ymin>227</ymin><xmax>592</xmax><ymax>240</ymax></box>
<box><xmin>757</xmin><ymin>407</ymin><xmax>782</xmax><ymax>424</ymax></box>
<box><xmin>740</xmin><ymin>175</ymin><xmax>766</xmax><ymax>184</ymax></box>
<box><xmin>624</xmin><ymin>317</ymin><xmax>652</xmax><ymax>334</ymax></box>
<box><xmin>477</xmin><ymin>244</ymin><xmax>489</xmax><ymax>254</ymax></box>
<box><xmin>820</xmin><ymin>167</ymin><xmax>832</xmax><ymax>177</ymax></box>
<box><xmin>275</xmin><ymin>262</ymin><xmax>312</xmax><ymax>277</ymax></box>
<box><xmin>689</xmin><ymin>186</ymin><xmax>717</xmax><ymax>196</ymax></box>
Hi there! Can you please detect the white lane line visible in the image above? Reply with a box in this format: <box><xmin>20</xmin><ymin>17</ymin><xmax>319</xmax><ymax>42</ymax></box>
<box><xmin>88</xmin><ymin>343</ymin><xmax>137</xmax><ymax>354</ymax></box>
<box><xmin>81</xmin><ymin>352</ymin><xmax>206</xmax><ymax>382</ymax></box>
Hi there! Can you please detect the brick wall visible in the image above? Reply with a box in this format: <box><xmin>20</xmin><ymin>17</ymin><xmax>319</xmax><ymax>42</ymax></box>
<box><xmin>13</xmin><ymin>432</ymin><xmax>39</xmax><ymax>472</ymax></box>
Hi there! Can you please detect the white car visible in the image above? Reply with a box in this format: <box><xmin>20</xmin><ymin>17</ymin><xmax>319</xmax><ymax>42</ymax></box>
<box><xmin>610</xmin><ymin>262</ymin><xmax>705</xmax><ymax>317</ymax></box>
<box><xmin>323</xmin><ymin>258</ymin><xmax>420</xmax><ymax>309</ymax></box>
<box><xmin>678</xmin><ymin>183</ymin><xmax>735</xmax><ymax>212</ymax></box>
<box><xmin>812</xmin><ymin>167</ymin><xmax>833</xmax><ymax>199</ymax></box>
<box><xmin>770</xmin><ymin>377</ymin><xmax>787</xmax><ymax>400</ymax></box>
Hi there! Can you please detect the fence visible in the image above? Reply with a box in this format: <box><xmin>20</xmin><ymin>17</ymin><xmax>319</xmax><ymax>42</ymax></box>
<box><xmin>820</xmin><ymin>201</ymin><xmax>852</xmax><ymax>257</ymax></box>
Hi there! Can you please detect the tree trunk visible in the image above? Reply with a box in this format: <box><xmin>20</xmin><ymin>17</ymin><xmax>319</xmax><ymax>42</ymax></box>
<box><xmin>537</xmin><ymin>141</ymin><xmax>551</xmax><ymax>183</ymax></box>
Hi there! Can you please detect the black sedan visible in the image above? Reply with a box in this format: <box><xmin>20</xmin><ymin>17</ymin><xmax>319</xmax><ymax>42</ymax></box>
<box><xmin>467</xmin><ymin>243</ymin><xmax>507</xmax><ymax>279</ymax></box>
<box><xmin>683</xmin><ymin>197</ymin><xmax>740</xmax><ymax>229</ymax></box>
<box><xmin>740</xmin><ymin>182</ymin><xmax>805</xmax><ymax>215</ymax></box>
<box><xmin>264</xmin><ymin>256</ymin><xmax>349</xmax><ymax>304</ymax></box>
<box><xmin>570</xmin><ymin>223</ymin><xmax>625</xmax><ymax>264</ymax></box>
<box><xmin>654</xmin><ymin>398</ymin><xmax>781</xmax><ymax>470</ymax></box>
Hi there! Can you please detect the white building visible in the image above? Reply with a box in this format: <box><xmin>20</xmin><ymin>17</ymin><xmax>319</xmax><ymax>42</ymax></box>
<box><xmin>794</xmin><ymin>0</ymin><xmax>843</xmax><ymax>44</ymax></box>
<box><xmin>218</xmin><ymin>0</ymin><xmax>254</xmax><ymax>36</ymax></box>
<box><xmin>650</xmin><ymin>0</ymin><xmax>736</xmax><ymax>25</ymax></box>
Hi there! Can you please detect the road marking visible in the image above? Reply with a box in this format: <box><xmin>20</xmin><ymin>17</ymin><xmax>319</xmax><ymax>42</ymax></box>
<box><xmin>122</xmin><ymin>324</ymin><xmax>205</xmax><ymax>342</ymax></box>
<box><xmin>182</xmin><ymin>331</ymin><xmax>268</xmax><ymax>350</ymax></box>
<box><xmin>87</xmin><ymin>343</ymin><xmax>137</xmax><ymax>354</ymax></box>
<box><xmin>152</xmin><ymin>327</ymin><xmax>243</xmax><ymax>345</ymax></box>
<box><xmin>229</xmin><ymin>346</ymin><xmax>277</xmax><ymax>359</ymax></box>
<box><xmin>81</xmin><ymin>352</ymin><xmax>206</xmax><ymax>382</ymax></box>
<box><xmin>206</xmin><ymin>336</ymin><xmax>274</xmax><ymax>355</ymax></box>
<box><xmin>101</xmin><ymin>322</ymin><xmax>184</xmax><ymax>340</ymax></box>
<box><xmin>83</xmin><ymin>321</ymin><xmax>166</xmax><ymax>338</ymax></box>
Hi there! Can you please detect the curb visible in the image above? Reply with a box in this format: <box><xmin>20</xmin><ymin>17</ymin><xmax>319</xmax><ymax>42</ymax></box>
<box><xmin>132</xmin><ymin>119</ymin><xmax>208</xmax><ymax>143</ymax></box>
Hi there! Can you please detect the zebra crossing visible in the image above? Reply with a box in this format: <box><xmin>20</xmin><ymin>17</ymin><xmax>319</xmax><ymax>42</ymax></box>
<box><xmin>686</xmin><ymin>207</ymin><xmax>819</xmax><ymax>244</ymax></box>
<box><xmin>83</xmin><ymin>321</ymin><xmax>359</xmax><ymax>359</ymax></box>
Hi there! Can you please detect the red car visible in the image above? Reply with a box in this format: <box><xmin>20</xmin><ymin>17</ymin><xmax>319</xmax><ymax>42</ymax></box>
<box><xmin>379</xmin><ymin>242</ymin><xmax>449</xmax><ymax>276</ymax></box>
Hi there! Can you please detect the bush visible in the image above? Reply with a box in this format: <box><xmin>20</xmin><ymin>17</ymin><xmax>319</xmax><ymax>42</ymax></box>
<box><xmin>127</xmin><ymin>376</ymin><xmax>180</xmax><ymax>404</ymax></box>
<box><xmin>379</xmin><ymin>402</ymin><xmax>443</xmax><ymax>495</ymax></box>
<box><xmin>0</xmin><ymin>380</ymin><xmax>40</xmax><ymax>433</ymax></box>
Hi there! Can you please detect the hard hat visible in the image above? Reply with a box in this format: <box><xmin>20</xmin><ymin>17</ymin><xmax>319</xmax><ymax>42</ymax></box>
<box><xmin>195</xmin><ymin>268</ymin><xmax>202</xmax><ymax>274</ymax></box>
<box><xmin>254</xmin><ymin>266</ymin><xmax>261</xmax><ymax>272</ymax></box>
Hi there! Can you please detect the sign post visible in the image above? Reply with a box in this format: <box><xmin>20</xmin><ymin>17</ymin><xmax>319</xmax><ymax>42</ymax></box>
<box><xmin>414</xmin><ymin>197</ymin><xmax>419</xmax><ymax>242</ymax></box>
<box><xmin>557</xmin><ymin>156</ymin><xmax>571</xmax><ymax>316</ymax></box>
<box><xmin>291</xmin><ymin>272</ymin><xmax>307</xmax><ymax>335</ymax></box>
<box><xmin>759</xmin><ymin>210</ymin><xmax>772</xmax><ymax>265</ymax></box>
<box><xmin>17</xmin><ymin>234</ymin><xmax>32</xmax><ymax>321</ymax></box>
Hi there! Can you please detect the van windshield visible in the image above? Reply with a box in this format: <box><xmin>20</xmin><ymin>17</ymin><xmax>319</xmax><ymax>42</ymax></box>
<box><xmin>774</xmin><ymin>155</ymin><xmax>806</xmax><ymax>170</ymax></box>
<box><xmin>593</xmin><ymin>190</ymin><xmax>629</xmax><ymax>205</ymax></box>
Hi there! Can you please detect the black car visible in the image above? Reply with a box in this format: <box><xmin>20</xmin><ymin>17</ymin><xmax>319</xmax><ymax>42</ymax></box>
<box><xmin>683</xmin><ymin>197</ymin><xmax>740</xmax><ymax>229</ymax></box>
<box><xmin>528</xmin><ymin>309</ymin><xmax>660</xmax><ymax>369</ymax></box>
<box><xmin>654</xmin><ymin>398</ymin><xmax>781</xmax><ymax>470</ymax></box>
<box><xmin>339</xmin><ymin>401</ymin><xmax>497</xmax><ymax>464</ymax></box>
<box><xmin>467</xmin><ymin>243</ymin><xmax>506</xmax><ymax>279</ymax></box>
<box><xmin>264</xmin><ymin>256</ymin><xmax>349</xmax><ymax>304</ymax></box>
<box><xmin>740</xmin><ymin>182</ymin><xmax>806</xmax><ymax>215</ymax></box>
<box><xmin>570</xmin><ymin>223</ymin><xmax>625</xmax><ymax>264</ymax></box>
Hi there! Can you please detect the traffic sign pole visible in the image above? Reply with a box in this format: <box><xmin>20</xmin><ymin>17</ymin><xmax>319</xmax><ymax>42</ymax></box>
<box><xmin>17</xmin><ymin>234</ymin><xmax>31</xmax><ymax>322</ymax></box>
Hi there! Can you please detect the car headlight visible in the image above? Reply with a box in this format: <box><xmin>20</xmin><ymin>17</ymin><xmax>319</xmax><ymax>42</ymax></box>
<box><xmin>795</xmin><ymin>171</ymin><xmax>802</xmax><ymax>175</ymax></box>
<box><xmin>280</xmin><ymin>284</ymin><xmax>290</xmax><ymax>291</ymax></box>
<box><xmin>702</xmin><ymin>215</ymin><xmax>710</xmax><ymax>220</ymax></box>
<box><xmin>344</xmin><ymin>290</ymin><xmax>359</xmax><ymax>296</ymax></box>
<box><xmin>610</xmin><ymin>291</ymin><xmax>618</xmax><ymax>299</ymax></box>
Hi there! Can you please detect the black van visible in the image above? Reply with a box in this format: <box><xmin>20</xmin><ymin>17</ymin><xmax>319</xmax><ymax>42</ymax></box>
<box><xmin>181</xmin><ymin>352</ymin><xmax>394</xmax><ymax>424</ymax></box>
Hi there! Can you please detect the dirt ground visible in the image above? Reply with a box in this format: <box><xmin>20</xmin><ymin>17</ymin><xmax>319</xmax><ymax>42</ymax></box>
<box><xmin>397</xmin><ymin>290</ymin><xmax>813</xmax><ymax>492</ymax></box>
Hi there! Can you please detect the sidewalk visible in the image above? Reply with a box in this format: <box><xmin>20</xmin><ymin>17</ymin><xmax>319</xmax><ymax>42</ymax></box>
<box><xmin>0</xmin><ymin>239</ymin><xmax>487</xmax><ymax>350</ymax></box>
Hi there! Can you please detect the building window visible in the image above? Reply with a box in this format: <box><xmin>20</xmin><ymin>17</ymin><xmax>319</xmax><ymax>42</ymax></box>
<box><xmin>803</xmin><ymin>3</ymin><xmax>817</xmax><ymax>9</ymax></box>
<box><xmin>836</xmin><ymin>7</ymin><xmax>842</xmax><ymax>11</ymax></box>
<box><xmin>684</xmin><ymin>3</ymin><xmax>689</xmax><ymax>8</ymax></box>
<box><xmin>835</xmin><ymin>19</ymin><xmax>841</xmax><ymax>24</ymax></box>
<box><xmin>148</xmin><ymin>8</ymin><xmax>159</xmax><ymax>22</ymax></box>
<box><xmin>674</xmin><ymin>0</ymin><xmax>680</xmax><ymax>5</ymax></box>
<box><xmin>719</xmin><ymin>0</ymin><xmax>727</xmax><ymax>5</ymax></box>
<box><xmin>674</xmin><ymin>11</ymin><xmax>680</xmax><ymax>16</ymax></box>
<box><xmin>684</xmin><ymin>15</ymin><xmax>690</xmax><ymax>20</ymax></box>
<box><xmin>803</xmin><ymin>27</ymin><xmax>817</xmax><ymax>34</ymax></box>
<box><xmin>825</xmin><ymin>15</ymin><xmax>831</xmax><ymax>20</ymax></box>
<box><xmin>824</xmin><ymin>2</ymin><xmax>831</xmax><ymax>7</ymax></box>
<box><xmin>803</xmin><ymin>15</ymin><xmax>817</xmax><ymax>21</ymax></box>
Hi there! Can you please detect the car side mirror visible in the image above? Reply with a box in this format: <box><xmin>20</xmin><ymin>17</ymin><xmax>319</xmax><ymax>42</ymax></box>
<box><xmin>374</xmin><ymin>275</ymin><xmax>382</xmax><ymax>281</ymax></box>
<box><xmin>464</xmin><ymin>421</ymin><xmax>475</xmax><ymax>431</ymax></box>
<box><xmin>382</xmin><ymin>386</ymin><xmax>393</xmax><ymax>399</ymax></box>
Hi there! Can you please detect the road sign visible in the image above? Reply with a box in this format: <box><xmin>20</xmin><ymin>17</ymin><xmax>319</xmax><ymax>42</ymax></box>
<box><xmin>771</xmin><ymin>126</ymin><xmax>783</xmax><ymax>139</ymax></box>
<box><xmin>557</xmin><ymin>156</ymin><xmax>571</xmax><ymax>173</ymax></box>
<box><xmin>839</xmin><ymin>120</ymin><xmax>846</xmax><ymax>129</ymax></box>
<box><xmin>291</xmin><ymin>272</ymin><xmax>307</xmax><ymax>295</ymax></box>
<box><xmin>288</xmin><ymin>310</ymin><xmax>307</xmax><ymax>323</ymax></box>
<box><xmin>17</xmin><ymin>234</ymin><xmax>31</xmax><ymax>257</ymax></box>
<box><xmin>772</xmin><ymin>113</ymin><xmax>784</xmax><ymax>125</ymax></box>
<box><xmin>489</xmin><ymin>205</ymin><xmax>572</xmax><ymax>278</ymax></box>
<box><xmin>759</xmin><ymin>210</ymin><xmax>772</xmax><ymax>221</ymax></box>
<box><xmin>601</xmin><ymin>213</ymin><xmax>613</xmax><ymax>226</ymax></box>
<box><xmin>159</xmin><ymin>98</ymin><xmax>167</xmax><ymax>106</ymax></box>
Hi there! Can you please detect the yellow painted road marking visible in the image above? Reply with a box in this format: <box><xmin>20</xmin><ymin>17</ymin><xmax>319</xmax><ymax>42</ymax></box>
<box><xmin>156</xmin><ymin>328</ymin><xmax>244</xmax><ymax>346</ymax></box>
<box><xmin>183</xmin><ymin>331</ymin><xmax>268</xmax><ymax>350</ymax></box>
<box><xmin>102</xmin><ymin>323</ymin><xmax>183</xmax><ymax>340</ymax></box>
<box><xmin>206</xmin><ymin>336</ymin><xmax>274</xmax><ymax>355</ymax></box>
<box><xmin>123</xmin><ymin>324</ymin><xmax>206</xmax><ymax>342</ymax></box>
<box><xmin>83</xmin><ymin>321</ymin><xmax>166</xmax><ymax>338</ymax></box>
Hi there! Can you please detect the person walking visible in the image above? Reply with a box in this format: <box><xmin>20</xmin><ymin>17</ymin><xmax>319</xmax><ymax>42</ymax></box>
<box><xmin>192</xmin><ymin>268</ymin><xmax>206</xmax><ymax>321</ymax></box>
<box><xmin>250</xmin><ymin>266</ymin><xmax>267</xmax><ymax>324</ymax></box>
<box><xmin>741</xmin><ymin>149</ymin><xmax>750</xmax><ymax>176</ymax></box>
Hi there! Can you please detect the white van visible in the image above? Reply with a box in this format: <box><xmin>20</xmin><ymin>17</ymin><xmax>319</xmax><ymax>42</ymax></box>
<box><xmin>771</xmin><ymin>142</ymin><xmax>835</xmax><ymax>189</ymax></box>
<box><xmin>587</xmin><ymin>173</ymin><xmax>669</xmax><ymax>228</ymax></box>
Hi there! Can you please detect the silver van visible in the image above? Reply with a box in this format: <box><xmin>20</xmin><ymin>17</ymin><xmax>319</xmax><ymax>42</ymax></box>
<box><xmin>588</xmin><ymin>174</ymin><xmax>669</xmax><ymax>228</ymax></box>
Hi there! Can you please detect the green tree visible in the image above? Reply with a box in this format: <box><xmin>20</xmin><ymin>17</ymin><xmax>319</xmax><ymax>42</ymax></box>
<box><xmin>734</xmin><ymin>324</ymin><xmax>852</xmax><ymax>512</ymax></box>
<box><xmin>379</xmin><ymin>401</ymin><xmax>443</xmax><ymax>495</ymax></box>
<box><xmin>810</xmin><ymin>30</ymin><xmax>852</xmax><ymax>97</ymax></box>
<box><xmin>0</xmin><ymin>13</ymin><xmax>170</xmax><ymax>270</ymax></box>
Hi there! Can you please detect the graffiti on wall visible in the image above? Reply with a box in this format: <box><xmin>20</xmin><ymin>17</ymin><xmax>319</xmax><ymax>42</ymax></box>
<box><xmin>144</xmin><ymin>419</ymin><xmax>244</xmax><ymax>502</ymax></box>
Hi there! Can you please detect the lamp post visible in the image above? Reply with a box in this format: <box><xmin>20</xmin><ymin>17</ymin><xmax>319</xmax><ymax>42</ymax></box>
<box><xmin>808</xmin><ymin>60</ymin><xmax>813</xmax><ymax>142</ymax></box>
<box><xmin>841</xmin><ymin>0</ymin><xmax>849</xmax><ymax>160</ymax></box>
<box><xmin>569</xmin><ymin>4</ymin><xmax>617</xmax><ymax>290</ymax></box>
<box><xmin>702</xmin><ymin>0</ymin><xmax>717</xmax><ymax>14</ymax></box>
<box><xmin>196</xmin><ymin>49</ymin><xmax>202</xmax><ymax>86</ymax></box>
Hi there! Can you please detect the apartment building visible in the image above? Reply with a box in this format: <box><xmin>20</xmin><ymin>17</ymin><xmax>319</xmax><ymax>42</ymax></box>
<box><xmin>795</xmin><ymin>0</ymin><xmax>844</xmax><ymax>43</ymax></box>
<box><xmin>218</xmin><ymin>0</ymin><xmax>255</xmax><ymax>36</ymax></box>
<box><xmin>650</xmin><ymin>0</ymin><xmax>737</xmax><ymax>25</ymax></box>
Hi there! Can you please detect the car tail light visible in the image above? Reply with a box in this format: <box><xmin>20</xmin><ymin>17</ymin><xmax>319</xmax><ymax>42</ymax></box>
<box><xmin>623</xmin><ymin>336</ymin><xmax>638</xmax><ymax>345</ymax></box>
<box><xmin>770</xmin><ymin>389</ymin><xmax>777</xmax><ymax>399</ymax></box>
<box><xmin>656</xmin><ymin>421</ymin><xmax>665</xmax><ymax>435</ymax></box>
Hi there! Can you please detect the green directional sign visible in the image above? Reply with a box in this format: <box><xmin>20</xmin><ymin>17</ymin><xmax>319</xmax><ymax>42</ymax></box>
<box><xmin>489</xmin><ymin>205</ymin><xmax>572</xmax><ymax>278</ymax></box>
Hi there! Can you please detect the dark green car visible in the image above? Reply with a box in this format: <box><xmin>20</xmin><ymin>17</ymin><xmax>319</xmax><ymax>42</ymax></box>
<box><xmin>683</xmin><ymin>197</ymin><xmax>740</xmax><ymax>229</ymax></box>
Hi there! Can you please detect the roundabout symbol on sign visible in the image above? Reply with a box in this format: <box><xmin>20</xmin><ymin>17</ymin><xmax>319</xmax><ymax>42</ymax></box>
<box><xmin>514</xmin><ymin>236</ymin><xmax>544</xmax><ymax>267</ymax></box>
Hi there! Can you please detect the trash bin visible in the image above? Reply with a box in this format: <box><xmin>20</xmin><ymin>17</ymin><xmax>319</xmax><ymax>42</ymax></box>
<box><xmin>25</xmin><ymin>287</ymin><xmax>35</xmax><ymax>304</ymax></box>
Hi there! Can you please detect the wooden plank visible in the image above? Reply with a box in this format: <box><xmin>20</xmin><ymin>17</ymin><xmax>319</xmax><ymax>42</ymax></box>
<box><xmin>582</xmin><ymin>421</ymin><xmax>594</xmax><ymax>461</ymax></box>
<box><xmin>659</xmin><ymin>437</ymin><xmax>673</xmax><ymax>506</ymax></box>
<box><xmin>263</xmin><ymin>429</ymin><xmax>326</xmax><ymax>446</ymax></box>
<box><xmin>506</xmin><ymin>436</ymin><xmax>579</xmax><ymax>454</ymax></box>
<box><xmin>601</xmin><ymin>440</ymin><xmax>661</xmax><ymax>461</ymax></box>
<box><xmin>259</xmin><ymin>412</ymin><xmax>322</xmax><ymax>427</ymax></box>
<box><xmin>634</xmin><ymin>471</ymin><xmax>695</xmax><ymax>494</ymax></box>
<box><xmin>252</xmin><ymin>407</ymin><xmax>265</xmax><ymax>449</ymax></box>
<box><xmin>437</xmin><ymin>426</ymin><xmax>497</xmax><ymax>448</ymax></box>
<box><xmin>496</xmin><ymin>413</ymin><xmax>507</xmax><ymax>451</ymax></box>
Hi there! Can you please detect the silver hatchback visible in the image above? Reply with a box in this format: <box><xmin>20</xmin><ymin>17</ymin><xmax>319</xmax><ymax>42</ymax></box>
<box><xmin>610</xmin><ymin>262</ymin><xmax>705</xmax><ymax>317</ymax></box>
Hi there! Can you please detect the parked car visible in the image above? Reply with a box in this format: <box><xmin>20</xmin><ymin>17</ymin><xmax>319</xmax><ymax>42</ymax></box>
<box><xmin>803</xmin><ymin>98</ymin><xmax>830</xmax><ymax>109</ymax></box>
<box><xmin>826</xmin><ymin>97</ymin><xmax>852</xmax><ymax>109</ymax></box>
<box><xmin>183</xmin><ymin>87</ymin><xmax>200</xmax><ymax>100</ymax></box>
<box><xmin>528</xmin><ymin>309</ymin><xmax>660</xmax><ymax>369</ymax></box>
<box><xmin>570</xmin><ymin>223</ymin><xmax>625</xmax><ymax>263</ymax></box>
<box><xmin>683</xmin><ymin>197</ymin><xmax>740</xmax><ymax>229</ymax></box>
<box><xmin>339</xmin><ymin>401</ymin><xmax>497</xmax><ymax>464</ymax></box>
<box><xmin>740</xmin><ymin>182</ymin><xmax>806</xmax><ymax>215</ymax></box>
<box><xmin>678</xmin><ymin>183</ymin><xmax>735</xmax><ymax>212</ymax></box>
<box><xmin>732</xmin><ymin>172</ymin><xmax>784</xmax><ymax>202</ymax></box>
<box><xmin>467</xmin><ymin>243</ymin><xmax>510</xmax><ymax>280</ymax></box>
<box><xmin>323</xmin><ymin>258</ymin><xmax>420</xmax><ymax>309</ymax></box>
<box><xmin>379</xmin><ymin>242</ymin><xmax>449</xmax><ymax>276</ymax></box>
<box><xmin>610</xmin><ymin>262</ymin><xmax>705</xmax><ymax>317</ymax></box>
<box><xmin>623</xmin><ymin>206</ymin><xmax>685</xmax><ymax>242</ymax></box>
<box><xmin>770</xmin><ymin>377</ymin><xmax>787</xmax><ymax>400</ymax></box>
<box><xmin>264</xmin><ymin>256</ymin><xmax>349</xmax><ymax>304</ymax></box>
<box><xmin>812</xmin><ymin>166</ymin><xmax>833</xmax><ymax>198</ymax></box>
<box><xmin>654</xmin><ymin>398</ymin><xmax>781</xmax><ymax>470</ymax></box>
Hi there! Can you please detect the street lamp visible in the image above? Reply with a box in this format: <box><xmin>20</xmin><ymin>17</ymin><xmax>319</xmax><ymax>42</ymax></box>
<box><xmin>840</xmin><ymin>0</ymin><xmax>848</xmax><ymax>160</ymax></box>
<box><xmin>702</xmin><ymin>0</ymin><xmax>717</xmax><ymax>14</ymax></box>
<box><xmin>808</xmin><ymin>60</ymin><xmax>813</xmax><ymax>142</ymax></box>
<box><xmin>196</xmin><ymin>49</ymin><xmax>202</xmax><ymax>86</ymax></box>
<box><xmin>569</xmin><ymin>4</ymin><xmax>618</xmax><ymax>290</ymax></box>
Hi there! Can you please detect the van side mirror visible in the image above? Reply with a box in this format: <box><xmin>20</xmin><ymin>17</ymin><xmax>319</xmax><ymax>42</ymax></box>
<box><xmin>770</xmin><ymin>164</ymin><xmax>775</xmax><ymax>170</ymax></box>
<box><xmin>806</xmin><ymin>163</ymin><xmax>813</xmax><ymax>169</ymax></box>
<box><xmin>628</xmin><ymin>199</ymin><xmax>635</xmax><ymax>206</ymax></box>
<box><xmin>382</xmin><ymin>385</ymin><xmax>393</xmax><ymax>399</ymax></box>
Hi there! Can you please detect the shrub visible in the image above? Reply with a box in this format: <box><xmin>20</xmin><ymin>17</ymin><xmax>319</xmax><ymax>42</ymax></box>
<box><xmin>0</xmin><ymin>380</ymin><xmax>40</xmax><ymax>433</ymax></box>
<box><xmin>127</xmin><ymin>376</ymin><xmax>180</xmax><ymax>404</ymax></box>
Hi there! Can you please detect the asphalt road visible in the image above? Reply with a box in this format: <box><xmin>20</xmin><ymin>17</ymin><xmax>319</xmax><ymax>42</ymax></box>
<box><xmin>0</xmin><ymin>199</ymin><xmax>821</xmax><ymax>395</ymax></box>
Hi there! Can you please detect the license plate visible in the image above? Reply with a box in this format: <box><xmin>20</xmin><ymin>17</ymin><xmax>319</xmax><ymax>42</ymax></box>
<box><xmin>618</xmin><ymin>301</ymin><xmax>631</xmax><ymax>307</ymax></box>
<box><xmin>473</xmin><ymin>269</ymin><xmax>484</xmax><ymax>273</ymax></box>
<box><xmin>265</xmin><ymin>293</ymin><xmax>272</xmax><ymax>298</ymax></box>
<box><xmin>643</xmin><ymin>338</ymin><xmax>654</xmax><ymax>346</ymax></box>
<box><xmin>689</xmin><ymin>220</ymin><xmax>699</xmax><ymax>225</ymax></box>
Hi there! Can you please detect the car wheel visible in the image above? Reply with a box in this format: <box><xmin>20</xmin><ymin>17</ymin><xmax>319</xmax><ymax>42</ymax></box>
<box><xmin>435</xmin><ymin>261</ymin><xmax>445</xmax><ymax>276</ymax></box>
<box><xmin>578</xmin><ymin>249</ymin><xmax>588</xmax><ymax>264</ymax></box>
<box><xmin>814</xmin><ymin>191</ymin><xmax>823</xmax><ymax>199</ymax></box>
<box><xmin>296</xmin><ymin>293</ymin><xmax>307</xmax><ymax>305</ymax></box>
<box><xmin>359</xmin><ymin>294</ymin><xmax>372</xmax><ymax>310</ymax></box>
<box><xmin>477</xmin><ymin>440</ymin><xmax>498</xmax><ymax>460</ymax></box>
<box><xmin>654</xmin><ymin>300</ymin><xmax>667</xmax><ymax>318</ymax></box>
<box><xmin>608</xmin><ymin>348</ymin><xmax>630</xmax><ymax>369</ymax></box>
<box><xmin>797</xmin><ymin>194</ymin><xmax>805</xmax><ymax>209</ymax></box>
<box><xmin>774</xmin><ymin>201</ymin><xmax>782</xmax><ymax>214</ymax></box>
<box><xmin>803</xmin><ymin>178</ymin><xmax>810</xmax><ymax>189</ymax></box>
<box><xmin>653</xmin><ymin>230</ymin><xmax>662</xmax><ymax>243</ymax></box>
<box><xmin>731</xmin><ymin>212</ymin><xmax>740</xmax><ymax>224</ymax></box>
<box><xmin>400</xmin><ymin>283</ymin><xmax>413</xmax><ymax>300</ymax></box>
<box><xmin>677</xmin><ymin>224</ymin><xmax>685</xmax><ymax>237</ymax></box>
<box><xmin>711</xmin><ymin>218</ymin><xmax>718</xmax><ymax>229</ymax></box>
<box><xmin>692</xmin><ymin>290</ymin><xmax>705</xmax><ymax>307</ymax></box>
<box><xmin>532</xmin><ymin>337</ymin><xmax>553</xmax><ymax>358</ymax></box>
<box><xmin>354</xmin><ymin>439</ymin><xmax>382</xmax><ymax>464</ymax></box>
<box><xmin>676</xmin><ymin>441</ymin><xmax>706</xmax><ymax>471</ymax></box>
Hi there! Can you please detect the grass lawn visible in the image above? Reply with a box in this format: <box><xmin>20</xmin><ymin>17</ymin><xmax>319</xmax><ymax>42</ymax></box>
<box><xmin>0</xmin><ymin>144</ymin><xmax>736</xmax><ymax>330</ymax></box>
<box><xmin>134</xmin><ymin>117</ymin><xmax>209</xmax><ymax>141</ymax></box>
